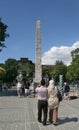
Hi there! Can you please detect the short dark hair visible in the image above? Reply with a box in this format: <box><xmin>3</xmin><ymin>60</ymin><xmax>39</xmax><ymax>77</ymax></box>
<box><xmin>41</xmin><ymin>79</ymin><xmax>45</xmax><ymax>86</ymax></box>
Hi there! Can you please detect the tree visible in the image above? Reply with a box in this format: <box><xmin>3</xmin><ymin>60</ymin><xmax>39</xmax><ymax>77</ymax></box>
<box><xmin>42</xmin><ymin>65</ymin><xmax>53</xmax><ymax>80</ymax></box>
<box><xmin>66</xmin><ymin>65</ymin><xmax>74</xmax><ymax>81</ymax></box>
<box><xmin>4</xmin><ymin>58</ymin><xmax>19</xmax><ymax>82</ymax></box>
<box><xmin>0</xmin><ymin>18</ymin><xmax>9</xmax><ymax>51</ymax></box>
<box><xmin>66</xmin><ymin>48</ymin><xmax>79</xmax><ymax>81</ymax></box>
<box><xmin>52</xmin><ymin>60</ymin><xmax>67</xmax><ymax>82</ymax></box>
<box><xmin>21</xmin><ymin>63</ymin><xmax>35</xmax><ymax>81</ymax></box>
<box><xmin>0</xmin><ymin>66</ymin><xmax>6</xmax><ymax>73</ymax></box>
<box><xmin>0</xmin><ymin>64</ymin><xmax>6</xmax><ymax>82</ymax></box>
<box><xmin>71</xmin><ymin>48</ymin><xmax>79</xmax><ymax>60</ymax></box>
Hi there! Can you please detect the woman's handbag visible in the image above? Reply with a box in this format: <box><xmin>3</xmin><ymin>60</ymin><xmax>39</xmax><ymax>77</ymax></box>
<box><xmin>57</xmin><ymin>90</ymin><xmax>62</xmax><ymax>102</ymax></box>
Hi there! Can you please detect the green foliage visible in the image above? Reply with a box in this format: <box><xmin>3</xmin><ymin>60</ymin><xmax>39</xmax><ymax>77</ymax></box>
<box><xmin>66</xmin><ymin>48</ymin><xmax>79</xmax><ymax>81</ymax></box>
<box><xmin>42</xmin><ymin>61</ymin><xmax>67</xmax><ymax>83</ymax></box>
<box><xmin>1</xmin><ymin>48</ymin><xmax>79</xmax><ymax>83</ymax></box>
<box><xmin>42</xmin><ymin>65</ymin><xmax>52</xmax><ymax>80</ymax></box>
<box><xmin>21</xmin><ymin>63</ymin><xmax>35</xmax><ymax>81</ymax></box>
<box><xmin>4</xmin><ymin>58</ymin><xmax>20</xmax><ymax>82</ymax></box>
<box><xmin>66</xmin><ymin>65</ymin><xmax>73</xmax><ymax>81</ymax></box>
<box><xmin>0</xmin><ymin>18</ymin><xmax>9</xmax><ymax>51</ymax></box>
<box><xmin>0</xmin><ymin>64</ymin><xmax>6</xmax><ymax>82</ymax></box>
<box><xmin>52</xmin><ymin>60</ymin><xmax>67</xmax><ymax>82</ymax></box>
<box><xmin>71</xmin><ymin>48</ymin><xmax>79</xmax><ymax>60</ymax></box>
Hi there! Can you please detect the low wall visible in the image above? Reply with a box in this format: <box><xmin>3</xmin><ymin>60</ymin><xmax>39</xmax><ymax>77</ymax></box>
<box><xmin>69</xmin><ymin>90</ymin><xmax>79</xmax><ymax>97</ymax></box>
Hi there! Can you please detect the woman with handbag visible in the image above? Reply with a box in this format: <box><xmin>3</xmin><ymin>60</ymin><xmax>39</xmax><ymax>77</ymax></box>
<box><xmin>47</xmin><ymin>79</ymin><xmax>59</xmax><ymax>125</ymax></box>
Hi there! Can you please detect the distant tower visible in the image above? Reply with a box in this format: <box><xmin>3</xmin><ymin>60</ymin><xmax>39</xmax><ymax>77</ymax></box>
<box><xmin>34</xmin><ymin>20</ymin><xmax>42</xmax><ymax>84</ymax></box>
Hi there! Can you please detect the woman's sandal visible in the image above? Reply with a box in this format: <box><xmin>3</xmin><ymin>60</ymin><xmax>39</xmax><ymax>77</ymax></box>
<box><xmin>53</xmin><ymin>122</ymin><xmax>58</xmax><ymax>126</ymax></box>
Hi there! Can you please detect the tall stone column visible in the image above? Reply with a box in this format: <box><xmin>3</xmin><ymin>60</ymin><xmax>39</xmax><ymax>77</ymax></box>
<box><xmin>34</xmin><ymin>20</ymin><xmax>42</xmax><ymax>84</ymax></box>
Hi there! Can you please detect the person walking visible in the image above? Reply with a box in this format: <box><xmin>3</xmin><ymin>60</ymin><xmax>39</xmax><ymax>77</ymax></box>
<box><xmin>64</xmin><ymin>82</ymin><xmax>70</xmax><ymax>100</ymax></box>
<box><xmin>24</xmin><ymin>80</ymin><xmax>30</xmax><ymax>97</ymax></box>
<box><xmin>16</xmin><ymin>81</ymin><xmax>22</xmax><ymax>98</ymax></box>
<box><xmin>36</xmin><ymin>79</ymin><xmax>48</xmax><ymax>126</ymax></box>
<box><xmin>47</xmin><ymin>79</ymin><xmax>59</xmax><ymax>125</ymax></box>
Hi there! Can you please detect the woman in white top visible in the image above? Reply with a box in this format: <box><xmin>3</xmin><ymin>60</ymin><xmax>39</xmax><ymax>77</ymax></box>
<box><xmin>48</xmin><ymin>79</ymin><xmax>59</xmax><ymax>125</ymax></box>
<box><xmin>16</xmin><ymin>81</ymin><xmax>22</xmax><ymax>97</ymax></box>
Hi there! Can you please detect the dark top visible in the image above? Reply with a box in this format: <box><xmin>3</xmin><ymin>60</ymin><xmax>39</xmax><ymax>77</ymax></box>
<box><xmin>64</xmin><ymin>84</ymin><xmax>70</xmax><ymax>93</ymax></box>
<box><xmin>24</xmin><ymin>81</ymin><xmax>30</xmax><ymax>89</ymax></box>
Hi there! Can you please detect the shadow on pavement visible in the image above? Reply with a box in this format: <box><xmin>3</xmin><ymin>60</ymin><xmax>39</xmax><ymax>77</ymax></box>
<box><xmin>58</xmin><ymin>116</ymin><xmax>78</xmax><ymax>125</ymax></box>
<box><xmin>70</xmin><ymin>96</ymin><xmax>78</xmax><ymax>100</ymax></box>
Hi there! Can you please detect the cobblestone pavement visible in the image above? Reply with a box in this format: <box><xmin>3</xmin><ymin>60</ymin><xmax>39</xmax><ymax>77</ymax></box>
<box><xmin>0</xmin><ymin>88</ymin><xmax>79</xmax><ymax>130</ymax></box>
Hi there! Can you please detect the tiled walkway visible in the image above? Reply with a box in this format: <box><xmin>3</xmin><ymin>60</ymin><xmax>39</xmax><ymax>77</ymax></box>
<box><xmin>0</xmin><ymin>88</ymin><xmax>79</xmax><ymax>130</ymax></box>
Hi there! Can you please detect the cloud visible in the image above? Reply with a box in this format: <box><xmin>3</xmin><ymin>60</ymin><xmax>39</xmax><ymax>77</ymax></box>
<box><xmin>42</xmin><ymin>41</ymin><xmax>79</xmax><ymax>66</ymax></box>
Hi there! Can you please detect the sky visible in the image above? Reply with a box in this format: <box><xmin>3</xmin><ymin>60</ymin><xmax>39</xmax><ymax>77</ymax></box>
<box><xmin>0</xmin><ymin>0</ymin><xmax>79</xmax><ymax>66</ymax></box>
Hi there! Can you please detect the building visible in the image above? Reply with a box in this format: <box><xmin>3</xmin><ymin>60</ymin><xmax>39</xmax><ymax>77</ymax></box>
<box><xmin>18</xmin><ymin>58</ymin><xmax>34</xmax><ymax>67</ymax></box>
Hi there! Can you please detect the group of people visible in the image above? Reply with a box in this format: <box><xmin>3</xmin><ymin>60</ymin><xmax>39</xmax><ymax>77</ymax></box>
<box><xmin>16</xmin><ymin>78</ymin><xmax>70</xmax><ymax>126</ymax></box>
<box><xmin>36</xmin><ymin>79</ymin><xmax>60</xmax><ymax>126</ymax></box>
<box><xmin>16</xmin><ymin>80</ymin><xmax>31</xmax><ymax>98</ymax></box>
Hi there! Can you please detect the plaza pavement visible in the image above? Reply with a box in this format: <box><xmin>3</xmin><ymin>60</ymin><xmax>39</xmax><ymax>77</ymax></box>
<box><xmin>0</xmin><ymin>87</ymin><xmax>79</xmax><ymax>130</ymax></box>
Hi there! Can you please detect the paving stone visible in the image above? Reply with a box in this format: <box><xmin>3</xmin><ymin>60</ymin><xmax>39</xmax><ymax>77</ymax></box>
<box><xmin>0</xmin><ymin>88</ymin><xmax>79</xmax><ymax>130</ymax></box>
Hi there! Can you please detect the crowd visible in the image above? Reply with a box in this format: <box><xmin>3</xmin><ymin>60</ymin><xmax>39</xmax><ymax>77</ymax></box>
<box><xmin>36</xmin><ymin>79</ymin><xmax>71</xmax><ymax>126</ymax></box>
<box><xmin>16</xmin><ymin>79</ymin><xmax>34</xmax><ymax>98</ymax></box>
<box><xmin>16</xmin><ymin>78</ymin><xmax>70</xmax><ymax>126</ymax></box>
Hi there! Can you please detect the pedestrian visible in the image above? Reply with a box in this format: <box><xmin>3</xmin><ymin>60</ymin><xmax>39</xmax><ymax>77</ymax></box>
<box><xmin>16</xmin><ymin>81</ymin><xmax>22</xmax><ymax>98</ymax></box>
<box><xmin>24</xmin><ymin>80</ymin><xmax>30</xmax><ymax>97</ymax></box>
<box><xmin>47</xmin><ymin>79</ymin><xmax>59</xmax><ymax>125</ymax></box>
<box><xmin>64</xmin><ymin>82</ymin><xmax>70</xmax><ymax>100</ymax></box>
<box><xmin>36</xmin><ymin>79</ymin><xmax>48</xmax><ymax>126</ymax></box>
<box><xmin>21</xmin><ymin>80</ymin><xmax>25</xmax><ymax>96</ymax></box>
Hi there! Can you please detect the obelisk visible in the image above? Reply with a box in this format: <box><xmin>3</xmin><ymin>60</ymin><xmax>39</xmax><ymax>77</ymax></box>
<box><xmin>34</xmin><ymin>20</ymin><xmax>42</xmax><ymax>84</ymax></box>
